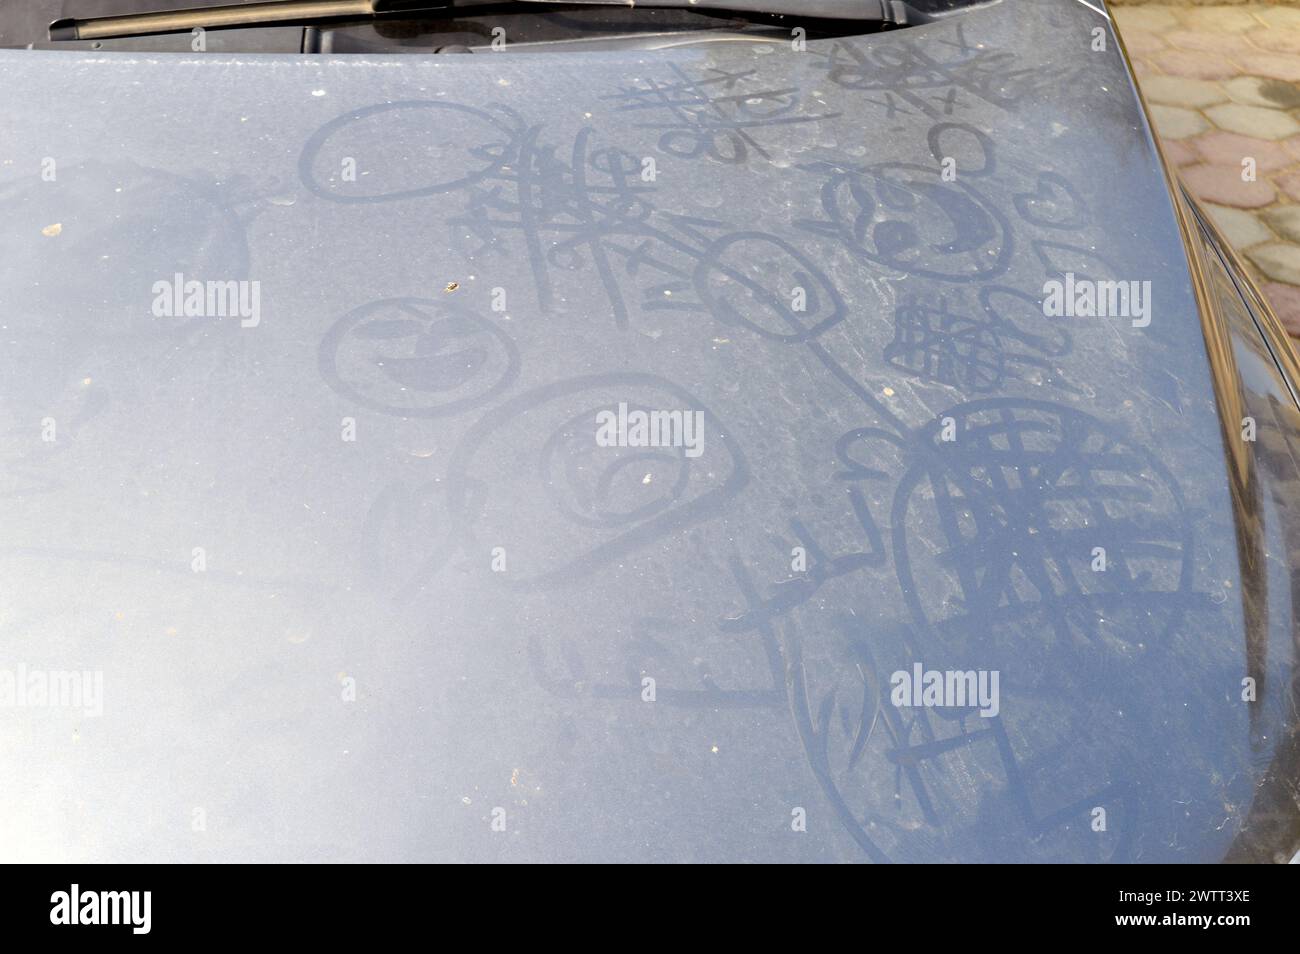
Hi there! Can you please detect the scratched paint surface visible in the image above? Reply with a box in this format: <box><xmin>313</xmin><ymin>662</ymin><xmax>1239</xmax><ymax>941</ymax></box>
<box><xmin>0</xmin><ymin>0</ymin><xmax>1297</xmax><ymax>862</ymax></box>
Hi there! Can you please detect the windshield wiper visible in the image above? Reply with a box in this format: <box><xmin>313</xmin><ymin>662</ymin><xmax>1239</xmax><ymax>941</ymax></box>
<box><xmin>50</xmin><ymin>0</ymin><xmax>931</xmax><ymax>42</ymax></box>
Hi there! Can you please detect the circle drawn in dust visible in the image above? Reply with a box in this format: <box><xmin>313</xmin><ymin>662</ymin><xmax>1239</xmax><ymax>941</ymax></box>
<box><xmin>319</xmin><ymin>297</ymin><xmax>519</xmax><ymax>418</ymax></box>
<box><xmin>443</xmin><ymin>372</ymin><xmax>750</xmax><ymax>587</ymax></box>
<box><xmin>0</xmin><ymin>161</ymin><xmax>250</xmax><ymax>341</ymax></box>
<box><xmin>298</xmin><ymin>100</ymin><xmax>516</xmax><ymax>203</ymax></box>
<box><xmin>693</xmin><ymin>232</ymin><xmax>846</xmax><ymax>342</ymax></box>
<box><xmin>539</xmin><ymin>403</ymin><xmax>694</xmax><ymax>529</ymax></box>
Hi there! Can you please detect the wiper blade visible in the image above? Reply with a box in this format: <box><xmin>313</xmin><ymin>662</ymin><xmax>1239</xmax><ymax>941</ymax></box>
<box><xmin>509</xmin><ymin>1</ymin><xmax>927</xmax><ymax>19</ymax></box>
<box><xmin>50</xmin><ymin>0</ymin><xmax>930</xmax><ymax>42</ymax></box>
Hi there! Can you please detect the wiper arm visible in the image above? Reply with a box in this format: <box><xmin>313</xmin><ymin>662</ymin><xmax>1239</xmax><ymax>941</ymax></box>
<box><xmin>50</xmin><ymin>0</ymin><xmax>930</xmax><ymax>42</ymax></box>
<box><xmin>51</xmin><ymin>1</ymin><xmax>433</xmax><ymax>41</ymax></box>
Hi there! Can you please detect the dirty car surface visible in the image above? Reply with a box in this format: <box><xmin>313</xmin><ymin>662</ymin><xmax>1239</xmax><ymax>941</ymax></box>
<box><xmin>2</xmin><ymin>0</ymin><xmax>1300</xmax><ymax>863</ymax></box>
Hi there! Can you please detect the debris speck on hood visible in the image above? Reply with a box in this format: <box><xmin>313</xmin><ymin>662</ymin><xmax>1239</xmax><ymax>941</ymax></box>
<box><xmin>41</xmin><ymin>223</ymin><xmax>62</xmax><ymax>237</ymax></box>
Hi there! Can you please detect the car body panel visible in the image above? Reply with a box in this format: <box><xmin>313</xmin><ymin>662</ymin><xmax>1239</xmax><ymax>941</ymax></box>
<box><xmin>1</xmin><ymin>0</ymin><xmax>1298</xmax><ymax>862</ymax></box>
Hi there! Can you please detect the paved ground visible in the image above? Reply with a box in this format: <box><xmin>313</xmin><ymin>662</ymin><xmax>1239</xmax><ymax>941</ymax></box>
<box><xmin>1114</xmin><ymin>3</ymin><xmax>1300</xmax><ymax>335</ymax></box>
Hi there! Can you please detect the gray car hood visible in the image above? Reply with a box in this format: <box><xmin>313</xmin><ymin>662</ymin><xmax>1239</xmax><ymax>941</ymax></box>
<box><xmin>0</xmin><ymin>0</ymin><xmax>1295</xmax><ymax>862</ymax></box>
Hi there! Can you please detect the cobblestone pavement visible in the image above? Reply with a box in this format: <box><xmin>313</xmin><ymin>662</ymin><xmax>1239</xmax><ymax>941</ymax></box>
<box><xmin>1114</xmin><ymin>3</ymin><xmax>1300</xmax><ymax>336</ymax></box>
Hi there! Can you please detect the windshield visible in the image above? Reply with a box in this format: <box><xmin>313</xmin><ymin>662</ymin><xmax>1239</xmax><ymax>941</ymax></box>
<box><xmin>3</xmin><ymin>0</ymin><xmax>994</xmax><ymax>53</ymax></box>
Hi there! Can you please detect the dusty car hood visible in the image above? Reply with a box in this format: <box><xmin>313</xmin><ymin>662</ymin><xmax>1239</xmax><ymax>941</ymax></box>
<box><xmin>0</xmin><ymin>0</ymin><xmax>1295</xmax><ymax>862</ymax></box>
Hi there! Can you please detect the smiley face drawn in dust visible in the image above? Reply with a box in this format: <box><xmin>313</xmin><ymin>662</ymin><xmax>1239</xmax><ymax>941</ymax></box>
<box><xmin>318</xmin><ymin>297</ymin><xmax>519</xmax><ymax>418</ymax></box>
<box><xmin>797</xmin><ymin>160</ymin><xmax>1012</xmax><ymax>283</ymax></box>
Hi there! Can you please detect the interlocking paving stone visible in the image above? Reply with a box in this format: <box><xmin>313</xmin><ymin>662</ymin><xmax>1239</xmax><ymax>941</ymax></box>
<box><xmin>1143</xmin><ymin>75</ymin><xmax>1228</xmax><ymax>108</ymax></box>
<box><xmin>1272</xmin><ymin>170</ymin><xmax>1300</xmax><ymax>203</ymax></box>
<box><xmin>1261</xmin><ymin>205</ymin><xmax>1300</xmax><ymax>244</ymax></box>
<box><xmin>1187</xmin><ymin>7</ymin><xmax>1261</xmax><ymax>34</ymax></box>
<box><xmin>1150</xmin><ymin>103</ymin><xmax>1211</xmax><ymax>139</ymax></box>
<box><xmin>1192</xmin><ymin>130</ymin><xmax>1292</xmax><ymax>171</ymax></box>
<box><xmin>1205</xmin><ymin>102</ymin><xmax>1300</xmax><ymax>139</ymax></box>
<box><xmin>1207</xmin><ymin>202</ymin><xmax>1277</xmax><ymax>249</ymax></box>
<box><xmin>1115</xmin><ymin>5</ymin><xmax>1181</xmax><ymax>32</ymax></box>
<box><xmin>1181</xmin><ymin>163</ymin><xmax>1277</xmax><ymax>207</ymax></box>
<box><xmin>1248</xmin><ymin>242</ymin><xmax>1300</xmax><ymax>284</ymax></box>
<box><xmin>1121</xmin><ymin>29</ymin><xmax>1167</xmax><ymax>55</ymax></box>
<box><xmin>1163</xmin><ymin>138</ymin><xmax>1200</xmax><ymax>166</ymax></box>
<box><xmin>1165</xmin><ymin>31</ymin><xmax>1257</xmax><ymax>56</ymax></box>
<box><xmin>1256</xmin><ymin>6</ymin><xmax>1300</xmax><ymax>30</ymax></box>
<box><xmin>1222</xmin><ymin>75</ymin><xmax>1300</xmax><ymax>110</ymax></box>
<box><xmin>1246</xmin><ymin>27</ymin><xmax>1300</xmax><ymax>54</ymax></box>
<box><xmin>1261</xmin><ymin>281</ymin><xmax>1300</xmax><ymax>334</ymax></box>
<box><xmin>1151</xmin><ymin>49</ymin><xmax>1240</xmax><ymax>80</ymax></box>
<box><xmin>1242</xmin><ymin>53</ymin><xmax>1300</xmax><ymax>83</ymax></box>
